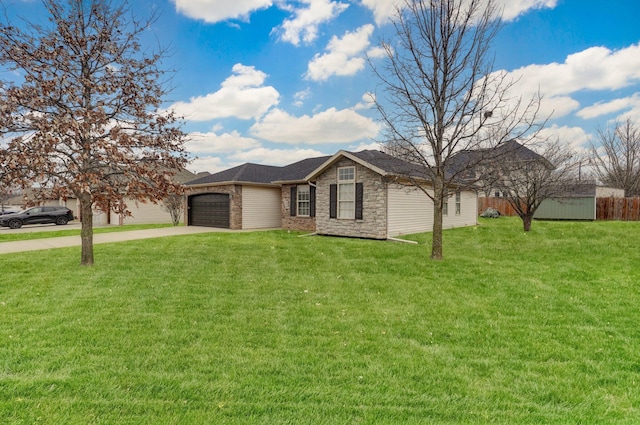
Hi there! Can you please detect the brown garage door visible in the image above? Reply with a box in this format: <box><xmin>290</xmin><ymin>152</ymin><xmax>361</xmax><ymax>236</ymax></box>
<box><xmin>188</xmin><ymin>193</ymin><xmax>230</xmax><ymax>228</ymax></box>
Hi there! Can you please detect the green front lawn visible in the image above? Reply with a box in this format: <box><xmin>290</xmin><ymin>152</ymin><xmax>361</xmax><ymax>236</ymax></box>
<box><xmin>1</xmin><ymin>218</ymin><xmax>639</xmax><ymax>424</ymax></box>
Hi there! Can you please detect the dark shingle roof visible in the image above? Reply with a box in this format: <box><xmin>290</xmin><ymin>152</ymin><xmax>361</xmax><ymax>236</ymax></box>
<box><xmin>276</xmin><ymin>155</ymin><xmax>332</xmax><ymax>182</ymax></box>
<box><xmin>186</xmin><ymin>149</ymin><xmax>455</xmax><ymax>187</ymax></box>
<box><xmin>449</xmin><ymin>140</ymin><xmax>552</xmax><ymax>173</ymax></box>
<box><xmin>350</xmin><ymin>150</ymin><xmax>428</xmax><ymax>177</ymax></box>
<box><xmin>185</xmin><ymin>155</ymin><xmax>333</xmax><ymax>186</ymax></box>
<box><xmin>186</xmin><ymin>163</ymin><xmax>284</xmax><ymax>186</ymax></box>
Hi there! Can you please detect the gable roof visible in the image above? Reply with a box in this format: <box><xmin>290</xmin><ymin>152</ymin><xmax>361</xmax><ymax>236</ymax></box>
<box><xmin>305</xmin><ymin>149</ymin><xmax>431</xmax><ymax>181</ymax></box>
<box><xmin>186</xmin><ymin>149</ymin><xmax>462</xmax><ymax>188</ymax></box>
<box><xmin>449</xmin><ymin>140</ymin><xmax>553</xmax><ymax>173</ymax></box>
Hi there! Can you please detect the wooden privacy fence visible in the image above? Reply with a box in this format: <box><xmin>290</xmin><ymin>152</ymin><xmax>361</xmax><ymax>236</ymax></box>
<box><xmin>478</xmin><ymin>197</ymin><xmax>640</xmax><ymax>221</ymax></box>
<box><xmin>478</xmin><ymin>197</ymin><xmax>520</xmax><ymax>217</ymax></box>
<box><xmin>596</xmin><ymin>197</ymin><xmax>640</xmax><ymax>221</ymax></box>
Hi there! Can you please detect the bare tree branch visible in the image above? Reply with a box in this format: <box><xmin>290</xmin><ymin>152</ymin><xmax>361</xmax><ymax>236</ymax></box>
<box><xmin>370</xmin><ymin>0</ymin><xmax>547</xmax><ymax>259</ymax></box>
<box><xmin>589</xmin><ymin>119</ymin><xmax>640</xmax><ymax>197</ymax></box>
<box><xmin>488</xmin><ymin>139</ymin><xmax>583</xmax><ymax>231</ymax></box>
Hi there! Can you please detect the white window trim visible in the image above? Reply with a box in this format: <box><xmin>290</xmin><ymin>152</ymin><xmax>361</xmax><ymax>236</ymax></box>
<box><xmin>455</xmin><ymin>191</ymin><xmax>461</xmax><ymax>215</ymax></box>
<box><xmin>337</xmin><ymin>166</ymin><xmax>355</xmax><ymax>219</ymax></box>
<box><xmin>297</xmin><ymin>185</ymin><xmax>310</xmax><ymax>217</ymax></box>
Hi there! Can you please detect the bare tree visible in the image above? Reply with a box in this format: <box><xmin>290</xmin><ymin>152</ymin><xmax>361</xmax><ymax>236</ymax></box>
<box><xmin>589</xmin><ymin>119</ymin><xmax>640</xmax><ymax>197</ymax></box>
<box><xmin>0</xmin><ymin>181</ymin><xmax>17</xmax><ymax>212</ymax></box>
<box><xmin>163</xmin><ymin>193</ymin><xmax>185</xmax><ymax>226</ymax></box>
<box><xmin>490</xmin><ymin>140</ymin><xmax>582</xmax><ymax>231</ymax></box>
<box><xmin>371</xmin><ymin>0</ymin><xmax>545</xmax><ymax>260</ymax></box>
<box><xmin>0</xmin><ymin>0</ymin><xmax>188</xmax><ymax>265</ymax></box>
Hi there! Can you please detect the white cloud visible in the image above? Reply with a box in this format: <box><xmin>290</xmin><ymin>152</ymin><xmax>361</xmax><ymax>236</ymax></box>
<box><xmin>488</xmin><ymin>43</ymin><xmax>640</xmax><ymax>121</ymax></box>
<box><xmin>349</xmin><ymin>141</ymin><xmax>384</xmax><ymax>152</ymax></box>
<box><xmin>536</xmin><ymin>124</ymin><xmax>592</xmax><ymax>150</ymax></box>
<box><xmin>168</xmin><ymin>64</ymin><xmax>279</xmax><ymax>121</ymax></box>
<box><xmin>354</xmin><ymin>92</ymin><xmax>376</xmax><ymax>110</ymax></box>
<box><xmin>360</xmin><ymin>0</ymin><xmax>400</xmax><ymax>24</ymax></box>
<box><xmin>305</xmin><ymin>24</ymin><xmax>375</xmax><ymax>81</ymax></box>
<box><xmin>578</xmin><ymin>93</ymin><xmax>640</xmax><ymax>120</ymax></box>
<box><xmin>359</xmin><ymin>0</ymin><xmax>557</xmax><ymax>26</ymax></box>
<box><xmin>277</xmin><ymin>0</ymin><xmax>349</xmax><ymax>46</ymax></box>
<box><xmin>497</xmin><ymin>0</ymin><xmax>557</xmax><ymax>21</ymax></box>
<box><xmin>186</xmin><ymin>130</ymin><xmax>261</xmax><ymax>155</ymax></box>
<box><xmin>171</xmin><ymin>0</ymin><xmax>272</xmax><ymax>23</ymax></box>
<box><xmin>230</xmin><ymin>147</ymin><xmax>328</xmax><ymax>165</ymax></box>
<box><xmin>250</xmin><ymin>107</ymin><xmax>380</xmax><ymax>144</ymax></box>
<box><xmin>506</xmin><ymin>45</ymin><xmax>640</xmax><ymax>96</ymax></box>
<box><xmin>187</xmin><ymin>155</ymin><xmax>228</xmax><ymax>174</ymax></box>
<box><xmin>293</xmin><ymin>88</ymin><xmax>312</xmax><ymax>107</ymax></box>
<box><xmin>367</xmin><ymin>45</ymin><xmax>387</xmax><ymax>59</ymax></box>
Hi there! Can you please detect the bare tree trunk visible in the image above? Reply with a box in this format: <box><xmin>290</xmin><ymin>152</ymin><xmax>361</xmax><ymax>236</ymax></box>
<box><xmin>79</xmin><ymin>193</ymin><xmax>94</xmax><ymax>266</ymax></box>
<box><xmin>431</xmin><ymin>206</ymin><xmax>443</xmax><ymax>260</ymax></box>
<box><xmin>431</xmin><ymin>175</ymin><xmax>444</xmax><ymax>260</ymax></box>
<box><xmin>522</xmin><ymin>212</ymin><xmax>533</xmax><ymax>232</ymax></box>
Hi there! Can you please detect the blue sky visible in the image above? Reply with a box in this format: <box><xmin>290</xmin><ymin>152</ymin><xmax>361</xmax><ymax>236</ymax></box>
<box><xmin>8</xmin><ymin>0</ymin><xmax>640</xmax><ymax>173</ymax></box>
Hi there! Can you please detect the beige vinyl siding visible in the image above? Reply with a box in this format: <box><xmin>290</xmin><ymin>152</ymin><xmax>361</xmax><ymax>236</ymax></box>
<box><xmin>388</xmin><ymin>184</ymin><xmax>477</xmax><ymax>237</ymax></box>
<box><xmin>595</xmin><ymin>186</ymin><xmax>624</xmax><ymax>197</ymax></box>
<box><xmin>443</xmin><ymin>190</ymin><xmax>478</xmax><ymax>229</ymax></box>
<box><xmin>93</xmin><ymin>209</ymin><xmax>110</xmax><ymax>225</ymax></box>
<box><xmin>121</xmin><ymin>200</ymin><xmax>173</xmax><ymax>225</ymax></box>
<box><xmin>387</xmin><ymin>184</ymin><xmax>434</xmax><ymax>236</ymax></box>
<box><xmin>242</xmin><ymin>186</ymin><xmax>282</xmax><ymax>229</ymax></box>
<box><xmin>91</xmin><ymin>198</ymin><xmax>175</xmax><ymax>226</ymax></box>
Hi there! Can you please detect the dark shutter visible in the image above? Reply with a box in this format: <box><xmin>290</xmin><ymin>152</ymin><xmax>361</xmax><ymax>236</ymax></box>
<box><xmin>329</xmin><ymin>184</ymin><xmax>337</xmax><ymax>218</ymax></box>
<box><xmin>355</xmin><ymin>182</ymin><xmax>363</xmax><ymax>220</ymax></box>
<box><xmin>310</xmin><ymin>185</ymin><xmax>316</xmax><ymax>217</ymax></box>
<box><xmin>290</xmin><ymin>186</ymin><xmax>297</xmax><ymax>216</ymax></box>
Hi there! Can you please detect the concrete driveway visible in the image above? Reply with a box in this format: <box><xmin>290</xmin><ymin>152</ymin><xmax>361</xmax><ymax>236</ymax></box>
<box><xmin>0</xmin><ymin>225</ymin><xmax>224</xmax><ymax>254</ymax></box>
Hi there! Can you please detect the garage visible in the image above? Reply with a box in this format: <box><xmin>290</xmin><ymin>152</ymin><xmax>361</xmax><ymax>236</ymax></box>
<box><xmin>188</xmin><ymin>193</ymin><xmax>230</xmax><ymax>228</ymax></box>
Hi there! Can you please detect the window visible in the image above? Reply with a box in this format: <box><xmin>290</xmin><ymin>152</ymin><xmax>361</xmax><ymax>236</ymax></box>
<box><xmin>443</xmin><ymin>197</ymin><xmax>448</xmax><ymax>216</ymax></box>
<box><xmin>455</xmin><ymin>192</ymin><xmax>461</xmax><ymax>215</ymax></box>
<box><xmin>297</xmin><ymin>185</ymin><xmax>310</xmax><ymax>216</ymax></box>
<box><xmin>337</xmin><ymin>166</ymin><xmax>355</xmax><ymax>219</ymax></box>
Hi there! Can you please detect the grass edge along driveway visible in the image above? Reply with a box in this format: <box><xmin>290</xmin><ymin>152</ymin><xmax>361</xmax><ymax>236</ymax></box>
<box><xmin>1</xmin><ymin>218</ymin><xmax>639</xmax><ymax>424</ymax></box>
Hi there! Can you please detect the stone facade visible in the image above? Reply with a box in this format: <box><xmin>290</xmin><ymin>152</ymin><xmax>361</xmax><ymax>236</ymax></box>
<box><xmin>281</xmin><ymin>184</ymin><xmax>316</xmax><ymax>232</ymax></box>
<box><xmin>185</xmin><ymin>184</ymin><xmax>243</xmax><ymax>229</ymax></box>
<box><xmin>315</xmin><ymin>158</ymin><xmax>388</xmax><ymax>239</ymax></box>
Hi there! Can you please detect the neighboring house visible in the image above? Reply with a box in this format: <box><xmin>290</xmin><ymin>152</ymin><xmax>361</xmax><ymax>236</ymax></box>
<box><xmin>90</xmin><ymin>168</ymin><xmax>205</xmax><ymax>226</ymax></box>
<box><xmin>185</xmin><ymin>150</ymin><xmax>478</xmax><ymax>239</ymax></box>
<box><xmin>534</xmin><ymin>180</ymin><xmax>624</xmax><ymax>221</ymax></box>
<box><xmin>8</xmin><ymin>169</ymin><xmax>204</xmax><ymax>225</ymax></box>
<box><xmin>450</xmin><ymin>140</ymin><xmax>552</xmax><ymax>197</ymax></box>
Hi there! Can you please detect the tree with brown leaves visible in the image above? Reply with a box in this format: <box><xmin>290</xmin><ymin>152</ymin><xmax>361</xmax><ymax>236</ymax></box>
<box><xmin>0</xmin><ymin>0</ymin><xmax>188</xmax><ymax>265</ymax></box>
